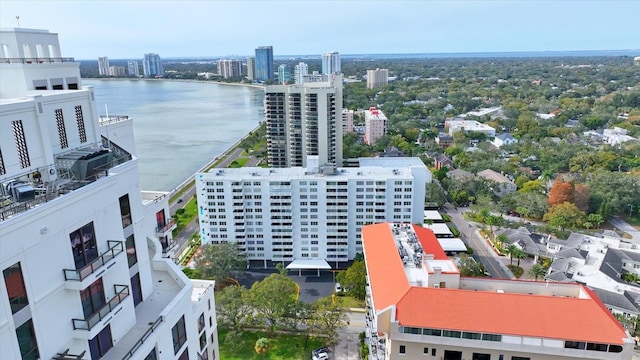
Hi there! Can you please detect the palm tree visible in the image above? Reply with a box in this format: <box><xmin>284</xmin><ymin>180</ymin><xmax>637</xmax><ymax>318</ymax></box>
<box><xmin>495</xmin><ymin>233</ymin><xmax>509</xmax><ymax>253</ymax></box>
<box><xmin>528</xmin><ymin>264</ymin><xmax>547</xmax><ymax>281</ymax></box>
<box><xmin>254</xmin><ymin>337</ymin><xmax>270</xmax><ymax>359</ymax></box>
<box><xmin>506</xmin><ymin>244</ymin><xmax>519</xmax><ymax>265</ymax></box>
<box><xmin>514</xmin><ymin>248</ymin><xmax>528</xmax><ymax>267</ymax></box>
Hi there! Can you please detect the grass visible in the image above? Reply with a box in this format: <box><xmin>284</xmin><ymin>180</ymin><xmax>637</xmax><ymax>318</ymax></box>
<box><xmin>219</xmin><ymin>329</ymin><xmax>326</xmax><ymax>360</ymax></box>
<box><xmin>229</xmin><ymin>157</ymin><xmax>250</xmax><ymax>168</ymax></box>
<box><xmin>334</xmin><ymin>294</ymin><xmax>365</xmax><ymax>308</ymax></box>
<box><xmin>625</xmin><ymin>215</ymin><xmax>640</xmax><ymax>227</ymax></box>
<box><xmin>507</xmin><ymin>265</ymin><xmax>524</xmax><ymax>278</ymax></box>
<box><xmin>172</xmin><ymin>197</ymin><xmax>198</xmax><ymax>236</ymax></box>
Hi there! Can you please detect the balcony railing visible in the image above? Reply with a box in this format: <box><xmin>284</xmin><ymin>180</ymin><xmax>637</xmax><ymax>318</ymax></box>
<box><xmin>64</xmin><ymin>241</ymin><xmax>123</xmax><ymax>281</ymax></box>
<box><xmin>155</xmin><ymin>219</ymin><xmax>176</xmax><ymax>234</ymax></box>
<box><xmin>121</xmin><ymin>315</ymin><xmax>163</xmax><ymax>360</ymax></box>
<box><xmin>72</xmin><ymin>284</ymin><xmax>129</xmax><ymax>331</ymax></box>
<box><xmin>0</xmin><ymin>57</ymin><xmax>75</xmax><ymax>64</ymax></box>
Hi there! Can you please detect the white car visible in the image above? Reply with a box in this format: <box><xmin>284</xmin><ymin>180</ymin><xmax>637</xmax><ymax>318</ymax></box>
<box><xmin>335</xmin><ymin>282</ymin><xmax>342</xmax><ymax>293</ymax></box>
<box><xmin>312</xmin><ymin>353</ymin><xmax>328</xmax><ymax>360</ymax></box>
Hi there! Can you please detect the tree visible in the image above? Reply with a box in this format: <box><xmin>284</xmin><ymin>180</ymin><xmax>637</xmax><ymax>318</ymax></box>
<box><xmin>520</xmin><ymin>180</ymin><xmax>545</xmax><ymax>194</ymax></box>
<box><xmin>254</xmin><ymin>337</ymin><xmax>270</xmax><ymax>359</ymax></box>
<box><xmin>513</xmin><ymin>248</ymin><xmax>528</xmax><ymax>267</ymax></box>
<box><xmin>548</xmin><ymin>180</ymin><xmax>573</xmax><ymax>206</ymax></box>
<box><xmin>586</xmin><ymin>213</ymin><xmax>605</xmax><ymax>230</ymax></box>
<box><xmin>193</xmin><ymin>242</ymin><xmax>247</xmax><ymax>282</ymax></box>
<box><xmin>456</xmin><ymin>254</ymin><xmax>487</xmax><ymax>277</ymax></box>
<box><xmin>572</xmin><ymin>184</ymin><xmax>590</xmax><ymax>212</ymax></box>
<box><xmin>336</xmin><ymin>260</ymin><xmax>367</xmax><ymax>300</ymax></box>
<box><xmin>215</xmin><ymin>285</ymin><xmax>251</xmax><ymax>331</ymax></box>
<box><xmin>495</xmin><ymin>233</ymin><xmax>509</xmax><ymax>252</ymax></box>
<box><xmin>247</xmin><ymin>274</ymin><xmax>298</xmax><ymax>333</ymax></box>
<box><xmin>528</xmin><ymin>264</ymin><xmax>547</xmax><ymax>281</ymax></box>
<box><xmin>543</xmin><ymin>202</ymin><xmax>585</xmax><ymax>231</ymax></box>
<box><xmin>308</xmin><ymin>297</ymin><xmax>350</xmax><ymax>345</ymax></box>
<box><xmin>506</xmin><ymin>244</ymin><xmax>519</xmax><ymax>265</ymax></box>
<box><xmin>425</xmin><ymin>182</ymin><xmax>446</xmax><ymax>207</ymax></box>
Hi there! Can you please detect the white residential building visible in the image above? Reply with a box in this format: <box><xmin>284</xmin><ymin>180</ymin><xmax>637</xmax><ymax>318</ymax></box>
<box><xmin>342</xmin><ymin>109</ymin><xmax>354</xmax><ymax>133</ymax></box>
<box><xmin>127</xmin><ymin>61</ymin><xmax>139</xmax><ymax>77</ymax></box>
<box><xmin>264</xmin><ymin>74</ymin><xmax>343</xmax><ymax>167</ymax></box>
<box><xmin>321</xmin><ymin>51</ymin><xmax>340</xmax><ymax>75</ymax></box>
<box><xmin>445</xmin><ymin>119</ymin><xmax>496</xmax><ymax>137</ymax></box>
<box><xmin>217</xmin><ymin>59</ymin><xmax>243</xmax><ymax>79</ymax></box>
<box><xmin>294</xmin><ymin>62</ymin><xmax>308</xmax><ymax>84</ymax></box>
<box><xmin>195</xmin><ymin>157</ymin><xmax>430</xmax><ymax>267</ymax></box>
<box><xmin>98</xmin><ymin>57</ymin><xmax>109</xmax><ymax>76</ymax></box>
<box><xmin>108</xmin><ymin>66</ymin><xmax>125</xmax><ymax>77</ymax></box>
<box><xmin>477</xmin><ymin>169</ymin><xmax>517</xmax><ymax>196</ymax></box>
<box><xmin>491</xmin><ymin>133</ymin><xmax>518</xmax><ymax>148</ymax></box>
<box><xmin>0</xmin><ymin>28</ymin><xmax>217</xmax><ymax>360</ymax></box>
<box><xmin>246</xmin><ymin>57</ymin><xmax>255</xmax><ymax>81</ymax></box>
<box><xmin>364</xmin><ymin>107</ymin><xmax>387</xmax><ymax>145</ymax></box>
<box><xmin>142</xmin><ymin>53</ymin><xmax>163</xmax><ymax>77</ymax></box>
<box><xmin>603</xmin><ymin>127</ymin><xmax>637</xmax><ymax>146</ymax></box>
<box><xmin>367</xmin><ymin>68</ymin><xmax>389</xmax><ymax>89</ymax></box>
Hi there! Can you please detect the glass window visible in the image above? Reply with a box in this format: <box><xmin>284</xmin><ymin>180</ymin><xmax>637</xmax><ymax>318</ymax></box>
<box><xmin>564</xmin><ymin>341</ymin><xmax>586</xmax><ymax>350</ymax></box>
<box><xmin>16</xmin><ymin>320</ymin><xmax>39</xmax><ymax>360</ymax></box>
<box><xmin>432</xmin><ymin>349</ymin><xmax>436</xmax><ymax>356</ymax></box>
<box><xmin>144</xmin><ymin>348</ymin><xmax>158</xmax><ymax>360</ymax></box>
<box><xmin>119</xmin><ymin>194</ymin><xmax>132</xmax><ymax>228</ymax></box>
<box><xmin>198</xmin><ymin>313</ymin><xmax>205</xmax><ymax>333</ymax></box>
<box><xmin>88</xmin><ymin>324</ymin><xmax>113</xmax><ymax>359</ymax></box>
<box><xmin>399</xmin><ymin>345</ymin><xmax>405</xmax><ymax>354</ymax></box>
<box><xmin>423</xmin><ymin>347</ymin><xmax>429</xmax><ymax>354</ymax></box>
<box><xmin>586</xmin><ymin>342</ymin><xmax>608</xmax><ymax>352</ymax></box>
<box><xmin>172</xmin><ymin>316</ymin><xmax>187</xmax><ymax>354</ymax></box>
<box><xmin>126</xmin><ymin>235</ymin><xmax>137</xmax><ymax>267</ymax></box>
<box><xmin>70</xmin><ymin>222</ymin><xmax>98</xmax><ymax>269</ymax></box>
<box><xmin>131</xmin><ymin>273</ymin><xmax>142</xmax><ymax>306</ymax></box>
<box><xmin>3</xmin><ymin>262</ymin><xmax>29</xmax><ymax>314</ymax></box>
<box><xmin>177</xmin><ymin>349</ymin><xmax>189</xmax><ymax>360</ymax></box>
<box><xmin>80</xmin><ymin>278</ymin><xmax>105</xmax><ymax>318</ymax></box>
<box><xmin>200</xmin><ymin>332</ymin><xmax>207</xmax><ymax>349</ymax></box>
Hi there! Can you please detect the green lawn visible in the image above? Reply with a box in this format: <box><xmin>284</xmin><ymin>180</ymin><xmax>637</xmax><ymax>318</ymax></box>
<box><xmin>219</xmin><ymin>330</ymin><xmax>325</xmax><ymax>360</ymax></box>
<box><xmin>172</xmin><ymin>197</ymin><xmax>198</xmax><ymax>236</ymax></box>
<box><xmin>335</xmin><ymin>294</ymin><xmax>365</xmax><ymax>308</ymax></box>
<box><xmin>228</xmin><ymin>157</ymin><xmax>250</xmax><ymax>168</ymax></box>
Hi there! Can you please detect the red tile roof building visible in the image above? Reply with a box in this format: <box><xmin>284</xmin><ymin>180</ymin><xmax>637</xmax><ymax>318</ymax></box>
<box><xmin>362</xmin><ymin>223</ymin><xmax>633</xmax><ymax>360</ymax></box>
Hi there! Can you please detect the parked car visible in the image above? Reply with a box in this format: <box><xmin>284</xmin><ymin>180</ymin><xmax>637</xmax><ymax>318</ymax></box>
<box><xmin>335</xmin><ymin>282</ymin><xmax>342</xmax><ymax>293</ymax></box>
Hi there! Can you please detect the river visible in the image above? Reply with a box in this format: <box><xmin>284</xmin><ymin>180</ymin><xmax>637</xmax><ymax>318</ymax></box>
<box><xmin>84</xmin><ymin>79</ymin><xmax>265</xmax><ymax>191</ymax></box>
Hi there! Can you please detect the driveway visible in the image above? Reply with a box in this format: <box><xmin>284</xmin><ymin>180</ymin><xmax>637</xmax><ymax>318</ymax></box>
<box><xmin>333</xmin><ymin>312</ymin><xmax>365</xmax><ymax>360</ymax></box>
<box><xmin>609</xmin><ymin>217</ymin><xmax>640</xmax><ymax>242</ymax></box>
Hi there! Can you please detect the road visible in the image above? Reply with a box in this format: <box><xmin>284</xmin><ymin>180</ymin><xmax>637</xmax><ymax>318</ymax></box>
<box><xmin>609</xmin><ymin>217</ymin><xmax>640</xmax><ymax>242</ymax></box>
<box><xmin>443</xmin><ymin>204</ymin><xmax>513</xmax><ymax>279</ymax></box>
<box><xmin>333</xmin><ymin>312</ymin><xmax>365</xmax><ymax>360</ymax></box>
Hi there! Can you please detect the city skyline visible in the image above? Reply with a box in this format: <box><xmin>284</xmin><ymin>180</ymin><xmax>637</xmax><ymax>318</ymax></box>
<box><xmin>1</xmin><ymin>0</ymin><xmax>638</xmax><ymax>59</ymax></box>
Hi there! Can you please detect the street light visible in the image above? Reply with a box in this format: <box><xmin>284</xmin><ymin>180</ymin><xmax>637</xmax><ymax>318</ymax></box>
<box><xmin>630</xmin><ymin>204</ymin><xmax>634</xmax><ymax>217</ymax></box>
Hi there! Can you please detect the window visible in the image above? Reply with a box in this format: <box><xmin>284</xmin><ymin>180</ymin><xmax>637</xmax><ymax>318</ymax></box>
<box><xmin>3</xmin><ymin>262</ymin><xmax>29</xmax><ymax>314</ymax></box>
<box><xmin>462</xmin><ymin>332</ymin><xmax>482</xmax><ymax>340</ymax></box>
<box><xmin>200</xmin><ymin>332</ymin><xmax>207</xmax><ymax>349</ymax></box>
<box><xmin>423</xmin><ymin>347</ymin><xmax>429</xmax><ymax>354</ymax></box>
<box><xmin>443</xmin><ymin>330</ymin><xmax>461</xmax><ymax>338</ymax></box>
<box><xmin>399</xmin><ymin>345</ymin><xmax>405</xmax><ymax>354</ymax></box>
<box><xmin>16</xmin><ymin>319</ymin><xmax>39</xmax><ymax>360</ymax></box>
<box><xmin>472</xmin><ymin>353</ymin><xmax>491</xmax><ymax>360</ymax></box>
<box><xmin>12</xmin><ymin>120</ymin><xmax>31</xmax><ymax>168</ymax></box>
<box><xmin>125</xmin><ymin>235</ymin><xmax>137</xmax><ymax>267</ymax></box>
<box><xmin>510</xmin><ymin>357</ymin><xmax>530</xmax><ymax>360</ymax></box>
<box><xmin>586</xmin><ymin>342</ymin><xmax>608</xmax><ymax>352</ymax></box>
<box><xmin>144</xmin><ymin>348</ymin><xmax>158</xmax><ymax>360</ymax></box>
<box><xmin>481</xmin><ymin>333</ymin><xmax>502</xmax><ymax>341</ymax></box>
<box><xmin>564</xmin><ymin>341</ymin><xmax>586</xmax><ymax>350</ymax></box>
<box><xmin>80</xmin><ymin>278</ymin><xmax>105</xmax><ymax>318</ymax></box>
<box><xmin>70</xmin><ymin>222</ymin><xmax>98</xmax><ymax>269</ymax></box>
<box><xmin>88</xmin><ymin>324</ymin><xmax>113</xmax><ymax>359</ymax></box>
<box><xmin>172</xmin><ymin>316</ymin><xmax>187</xmax><ymax>354</ymax></box>
<box><xmin>198</xmin><ymin>313</ymin><xmax>205</xmax><ymax>333</ymax></box>
<box><xmin>55</xmin><ymin>108</ymin><xmax>68</xmax><ymax>149</ymax></box>
<box><xmin>0</xmin><ymin>148</ymin><xmax>5</xmax><ymax>175</ymax></box>
<box><xmin>177</xmin><ymin>349</ymin><xmax>189</xmax><ymax>360</ymax></box>
<box><xmin>119</xmin><ymin>194</ymin><xmax>132</xmax><ymax>228</ymax></box>
<box><xmin>431</xmin><ymin>349</ymin><xmax>436</xmax><ymax>356</ymax></box>
<box><xmin>131</xmin><ymin>273</ymin><xmax>142</xmax><ymax>306</ymax></box>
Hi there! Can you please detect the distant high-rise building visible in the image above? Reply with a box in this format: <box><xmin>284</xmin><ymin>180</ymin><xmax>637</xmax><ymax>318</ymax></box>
<box><xmin>127</xmin><ymin>60</ymin><xmax>139</xmax><ymax>77</ymax></box>
<box><xmin>364</xmin><ymin>107</ymin><xmax>387</xmax><ymax>145</ymax></box>
<box><xmin>108</xmin><ymin>65</ymin><xmax>126</xmax><ymax>77</ymax></box>
<box><xmin>255</xmin><ymin>46</ymin><xmax>273</xmax><ymax>82</ymax></box>
<box><xmin>367</xmin><ymin>68</ymin><xmax>389</xmax><ymax>89</ymax></box>
<box><xmin>342</xmin><ymin>109</ymin><xmax>354</xmax><ymax>133</ymax></box>
<box><xmin>322</xmin><ymin>51</ymin><xmax>341</xmax><ymax>75</ymax></box>
<box><xmin>246</xmin><ymin>57</ymin><xmax>255</xmax><ymax>80</ymax></box>
<box><xmin>294</xmin><ymin>62</ymin><xmax>308</xmax><ymax>84</ymax></box>
<box><xmin>264</xmin><ymin>74</ymin><xmax>343</xmax><ymax>167</ymax></box>
<box><xmin>143</xmin><ymin>53</ymin><xmax>163</xmax><ymax>77</ymax></box>
<box><xmin>98</xmin><ymin>56</ymin><xmax>110</xmax><ymax>76</ymax></box>
<box><xmin>217</xmin><ymin>59</ymin><xmax>243</xmax><ymax>79</ymax></box>
<box><xmin>278</xmin><ymin>64</ymin><xmax>291</xmax><ymax>84</ymax></box>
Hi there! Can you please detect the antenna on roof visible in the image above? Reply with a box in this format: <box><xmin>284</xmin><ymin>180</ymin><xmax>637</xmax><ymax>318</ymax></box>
<box><xmin>16</xmin><ymin>16</ymin><xmax>20</xmax><ymax>28</ymax></box>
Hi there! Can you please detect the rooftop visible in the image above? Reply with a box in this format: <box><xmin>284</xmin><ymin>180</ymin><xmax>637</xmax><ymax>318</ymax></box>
<box><xmin>477</xmin><ymin>169</ymin><xmax>514</xmax><ymax>184</ymax></box>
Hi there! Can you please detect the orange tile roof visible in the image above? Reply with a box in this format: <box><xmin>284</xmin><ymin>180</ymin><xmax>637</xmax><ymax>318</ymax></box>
<box><xmin>412</xmin><ymin>225</ymin><xmax>448</xmax><ymax>260</ymax></box>
<box><xmin>362</xmin><ymin>223</ymin><xmax>410</xmax><ymax>311</ymax></box>
<box><xmin>395</xmin><ymin>286</ymin><xmax>628</xmax><ymax>345</ymax></box>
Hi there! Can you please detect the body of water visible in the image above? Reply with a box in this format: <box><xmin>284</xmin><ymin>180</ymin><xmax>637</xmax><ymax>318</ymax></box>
<box><xmin>85</xmin><ymin>79</ymin><xmax>265</xmax><ymax>191</ymax></box>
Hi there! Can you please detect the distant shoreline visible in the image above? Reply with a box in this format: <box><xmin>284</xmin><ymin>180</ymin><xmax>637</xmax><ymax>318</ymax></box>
<box><xmin>84</xmin><ymin>77</ymin><xmax>265</xmax><ymax>90</ymax></box>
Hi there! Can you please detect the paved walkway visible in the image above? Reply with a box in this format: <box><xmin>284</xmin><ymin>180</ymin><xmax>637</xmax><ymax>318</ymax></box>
<box><xmin>609</xmin><ymin>217</ymin><xmax>640</xmax><ymax>242</ymax></box>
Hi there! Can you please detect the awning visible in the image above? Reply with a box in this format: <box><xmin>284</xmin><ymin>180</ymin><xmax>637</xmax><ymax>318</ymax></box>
<box><xmin>437</xmin><ymin>238</ymin><xmax>468</xmax><ymax>252</ymax></box>
<box><xmin>286</xmin><ymin>259</ymin><xmax>332</xmax><ymax>270</ymax></box>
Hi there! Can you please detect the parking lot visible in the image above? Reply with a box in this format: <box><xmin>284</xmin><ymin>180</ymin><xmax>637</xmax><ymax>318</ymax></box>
<box><xmin>236</xmin><ymin>269</ymin><xmax>336</xmax><ymax>303</ymax></box>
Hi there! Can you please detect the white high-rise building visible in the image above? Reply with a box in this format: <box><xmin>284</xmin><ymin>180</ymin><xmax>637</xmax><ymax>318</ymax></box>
<box><xmin>364</xmin><ymin>107</ymin><xmax>388</xmax><ymax>145</ymax></box>
<box><xmin>367</xmin><ymin>68</ymin><xmax>389</xmax><ymax>89</ymax></box>
<box><xmin>264</xmin><ymin>74</ymin><xmax>343</xmax><ymax>167</ymax></box>
<box><xmin>217</xmin><ymin>59</ymin><xmax>243</xmax><ymax>79</ymax></box>
<box><xmin>293</xmin><ymin>62</ymin><xmax>308</xmax><ymax>84</ymax></box>
<box><xmin>108</xmin><ymin>65</ymin><xmax>126</xmax><ymax>77</ymax></box>
<box><xmin>342</xmin><ymin>109</ymin><xmax>354</xmax><ymax>134</ymax></box>
<box><xmin>322</xmin><ymin>51</ymin><xmax>340</xmax><ymax>75</ymax></box>
<box><xmin>195</xmin><ymin>157</ymin><xmax>430</xmax><ymax>267</ymax></box>
<box><xmin>143</xmin><ymin>53</ymin><xmax>163</xmax><ymax>77</ymax></box>
<box><xmin>0</xmin><ymin>28</ymin><xmax>218</xmax><ymax>360</ymax></box>
<box><xmin>98</xmin><ymin>57</ymin><xmax>110</xmax><ymax>76</ymax></box>
<box><xmin>127</xmin><ymin>61</ymin><xmax>139</xmax><ymax>77</ymax></box>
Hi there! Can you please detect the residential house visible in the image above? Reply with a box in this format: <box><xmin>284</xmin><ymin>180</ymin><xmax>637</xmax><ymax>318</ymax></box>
<box><xmin>491</xmin><ymin>133</ymin><xmax>518</xmax><ymax>148</ymax></box>
<box><xmin>477</xmin><ymin>169</ymin><xmax>517</xmax><ymax>196</ymax></box>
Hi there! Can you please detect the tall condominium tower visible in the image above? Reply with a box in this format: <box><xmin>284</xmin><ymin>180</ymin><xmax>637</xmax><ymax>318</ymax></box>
<box><xmin>143</xmin><ymin>53</ymin><xmax>163</xmax><ymax>77</ymax></box>
<box><xmin>127</xmin><ymin>60</ymin><xmax>139</xmax><ymax>77</ymax></box>
<box><xmin>264</xmin><ymin>74</ymin><xmax>343</xmax><ymax>167</ymax></box>
<box><xmin>294</xmin><ymin>62</ymin><xmax>308</xmax><ymax>84</ymax></box>
<box><xmin>98</xmin><ymin>56</ymin><xmax>110</xmax><ymax>76</ymax></box>
<box><xmin>277</xmin><ymin>64</ymin><xmax>291</xmax><ymax>84</ymax></box>
<box><xmin>254</xmin><ymin>46</ymin><xmax>273</xmax><ymax>82</ymax></box>
<box><xmin>321</xmin><ymin>51</ymin><xmax>340</xmax><ymax>75</ymax></box>
<box><xmin>0</xmin><ymin>28</ymin><xmax>218</xmax><ymax>360</ymax></box>
<box><xmin>367</xmin><ymin>68</ymin><xmax>389</xmax><ymax>89</ymax></box>
<box><xmin>217</xmin><ymin>59</ymin><xmax>243</xmax><ymax>79</ymax></box>
<box><xmin>246</xmin><ymin>57</ymin><xmax>255</xmax><ymax>81</ymax></box>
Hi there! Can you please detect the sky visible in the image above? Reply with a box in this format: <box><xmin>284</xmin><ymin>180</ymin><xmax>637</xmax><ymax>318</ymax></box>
<box><xmin>1</xmin><ymin>0</ymin><xmax>639</xmax><ymax>59</ymax></box>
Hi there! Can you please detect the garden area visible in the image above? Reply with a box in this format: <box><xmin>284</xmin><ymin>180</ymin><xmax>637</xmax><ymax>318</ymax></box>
<box><xmin>218</xmin><ymin>330</ymin><xmax>325</xmax><ymax>360</ymax></box>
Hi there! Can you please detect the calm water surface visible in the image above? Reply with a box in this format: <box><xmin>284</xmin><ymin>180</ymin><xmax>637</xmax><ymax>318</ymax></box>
<box><xmin>85</xmin><ymin>79</ymin><xmax>264</xmax><ymax>191</ymax></box>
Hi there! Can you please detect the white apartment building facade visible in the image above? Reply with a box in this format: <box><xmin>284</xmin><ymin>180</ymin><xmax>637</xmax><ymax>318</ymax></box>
<box><xmin>217</xmin><ymin>59</ymin><xmax>243</xmax><ymax>79</ymax></box>
<box><xmin>98</xmin><ymin>57</ymin><xmax>109</xmax><ymax>76</ymax></box>
<box><xmin>108</xmin><ymin>66</ymin><xmax>125</xmax><ymax>77</ymax></box>
<box><xmin>322</xmin><ymin>51</ymin><xmax>340</xmax><ymax>75</ymax></box>
<box><xmin>364</xmin><ymin>107</ymin><xmax>387</xmax><ymax>145</ymax></box>
<box><xmin>0</xmin><ymin>28</ymin><xmax>218</xmax><ymax>360</ymax></box>
<box><xmin>142</xmin><ymin>53</ymin><xmax>163</xmax><ymax>77</ymax></box>
<box><xmin>342</xmin><ymin>109</ymin><xmax>354</xmax><ymax>133</ymax></box>
<box><xmin>366</xmin><ymin>68</ymin><xmax>388</xmax><ymax>89</ymax></box>
<box><xmin>264</xmin><ymin>74</ymin><xmax>343</xmax><ymax>167</ymax></box>
<box><xmin>127</xmin><ymin>61</ymin><xmax>139</xmax><ymax>77</ymax></box>
<box><xmin>294</xmin><ymin>62</ymin><xmax>308</xmax><ymax>84</ymax></box>
<box><xmin>195</xmin><ymin>157</ymin><xmax>430</xmax><ymax>267</ymax></box>
<box><xmin>363</xmin><ymin>223</ymin><xmax>634</xmax><ymax>360</ymax></box>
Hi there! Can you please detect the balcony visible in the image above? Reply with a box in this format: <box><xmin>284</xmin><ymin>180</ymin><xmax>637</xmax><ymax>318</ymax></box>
<box><xmin>120</xmin><ymin>315</ymin><xmax>163</xmax><ymax>360</ymax></box>
<box><xmin>155</xmin><ymin>219</ymin><xmax>177</xmax><ymax>236</ymax></box>
<box><xmin>63</xmin><ymin>241</ymin><xmax>124</xmax><ymax>290</ymax></box>
<box><xmin>72</xmin><ymin>284</ymin><xmax>129</xmax><ymax>332</ymax></box>
<box><xmin>0</xmin><ymin>57</ymin><xmax>75</xmax><ymax>64</ymax></box>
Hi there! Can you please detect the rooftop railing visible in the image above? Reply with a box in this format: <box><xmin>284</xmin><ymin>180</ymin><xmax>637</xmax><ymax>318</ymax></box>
<box><xmin>0</xmin><ymin>57</ymin><xmax>75</xmax><ymax>64</ymax></box>
<box><xmin>120</xmin><ymin>315</ymin><xmax>163</xmax><ymax>360</ymax></box>
<box><xmin>63</xmin><ymin>241</ymin><xmax>123</xmax><ymax>281</ymax></box>
<box><xmin>72</xmin><ymin>284</ymin><xmax>129</xmax><ymax>331</ymax></box>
